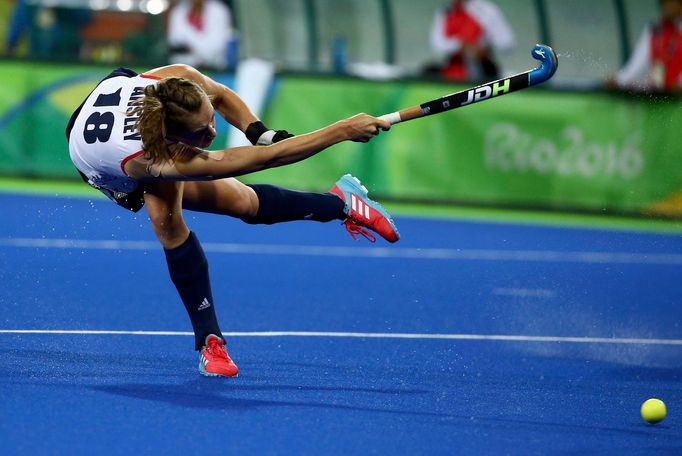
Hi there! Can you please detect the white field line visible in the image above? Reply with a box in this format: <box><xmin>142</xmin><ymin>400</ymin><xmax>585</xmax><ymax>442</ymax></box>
<box><xmin>0</xmin><ymin>329</ymin><xmax>681</xmax><ymax>346</ymax></box>
<box><xmin>1</xmin><ymin>237</ymin><xmax>682</xmax><ymax>265</ymax></box>
<box><xmin>492</xmin><ymin>288</ymin><xmax>556</xmax><ymax>298</ymax></box>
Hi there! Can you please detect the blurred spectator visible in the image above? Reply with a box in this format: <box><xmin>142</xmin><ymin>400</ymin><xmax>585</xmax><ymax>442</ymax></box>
<box><xmin>429</xmin><ymin>0</ymin><xmax>515</xmax><ymax>82</ymax></box>
<box><xmin>168</xmin><ymin>0</ymin><xmax>234</xmax><ymax>70</ymax></box>
<box><xmin>5</xmin><ymin>0</ymin><xmax>28</xmax><ymax>54</ymax></box>
<box><xmin>5</xmin><ymin>1</ymin><xmax>90</xmax><ymax>60</ymax></box>
<box><xmin>610</xmin><ymin>0</ymin><xmax>682</xmax><ymax>92</ymax></box>
<box><xmin>80</xmin><ymin>10</ymin><xmax>162</xmax><ymax>65</ymax></box>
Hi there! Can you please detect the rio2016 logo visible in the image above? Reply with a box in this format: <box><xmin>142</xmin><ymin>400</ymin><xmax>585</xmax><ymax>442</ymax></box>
<box><xmin>484</xmin><ymin>123</ymin><xmax>645</xmax><ymax>180</ymax></box>
<box><xmin>461</xmin><ymin>79</ymin><xmax>511</xmax><ymax>106</ymax></box>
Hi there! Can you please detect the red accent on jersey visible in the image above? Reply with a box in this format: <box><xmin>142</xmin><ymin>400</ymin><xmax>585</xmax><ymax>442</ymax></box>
<box><xmin>188</xmin><ymin>9</ymin><xmax>204</xmax><ymax>32</ymax></box>
<box><xmin>120</xmin><ymin>150</ymin><xmax>144</xmax><ymax>176</ymax></box>
<box><xmin>140</xmin><ymin>74</ymin><xmax>162</xmax><ymax>80</ymax></box>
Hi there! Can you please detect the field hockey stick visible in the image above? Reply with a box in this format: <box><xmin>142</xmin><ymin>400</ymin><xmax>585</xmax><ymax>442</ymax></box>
<box><xmin>378</xmin><ymin>44</ymin><xmax>558</xmax><ymax>125</ymax></box>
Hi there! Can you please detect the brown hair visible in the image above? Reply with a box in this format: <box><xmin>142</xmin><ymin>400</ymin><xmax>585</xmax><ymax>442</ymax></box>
<box><xmin>134</xmin><ymin>77</ymin><xmax>207</xmax><ymax>164</ymax></box>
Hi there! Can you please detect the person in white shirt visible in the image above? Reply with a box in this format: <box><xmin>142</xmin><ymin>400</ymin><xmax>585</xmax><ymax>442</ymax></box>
<box><xmin>167</xmin><ymin>0</ymin><xmax>233</xmax><ymax>70</ymax></box>
<box><xmin>430</xmin><ymin>0</ymin><xmax>515</xmax><ymax>81</ymax></box>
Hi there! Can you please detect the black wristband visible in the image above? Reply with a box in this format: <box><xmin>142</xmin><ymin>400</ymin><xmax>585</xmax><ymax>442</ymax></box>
<box><xmin>245</xmin><ymin>121</ymin><xmax>268</xmax><ymax>145</ymax></box>
<box><xmin>272</xmin><ymin>130</ymin><xmax>294</xmax><ymax>142</ymax></box>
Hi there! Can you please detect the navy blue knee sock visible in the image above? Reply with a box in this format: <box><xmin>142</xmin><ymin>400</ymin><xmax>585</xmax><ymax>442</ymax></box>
<box><xmin>164</xmin><ymin>231</ymin><xmax>222</xmax><ymax>350</ymax></box>
<box><xmin>245</xmin><ymin>184</ymin><xmax>345</xmax><ymax>225</ymax></box>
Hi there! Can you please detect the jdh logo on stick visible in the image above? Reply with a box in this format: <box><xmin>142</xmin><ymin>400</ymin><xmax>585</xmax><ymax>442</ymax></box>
<box><xmin>461</xmin><ymin>79</ymin><xmax>511</xmax><ymax>106</ymax></box>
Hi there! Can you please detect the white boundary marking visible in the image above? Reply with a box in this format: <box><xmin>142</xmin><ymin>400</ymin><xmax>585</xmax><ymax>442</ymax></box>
<box><xmin>1</xmin><ymin>329</ymin><xmax>681</xmax><ymax>346</ymax></box>
<box><xmin>1</xmin><ymin>237</ymin><xmax>682</xmax><ymax>265</ymax></box>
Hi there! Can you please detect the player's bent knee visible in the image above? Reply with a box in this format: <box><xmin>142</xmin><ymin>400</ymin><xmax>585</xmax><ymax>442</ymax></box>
<box><xmin>232</xmin><ymin>185</ymin><xmax>259</xmax><ymax>220</ymax></box>
<box><xmin>231</xmin><ymin>193</ymin><xmax>259</xmax><ymax>218</ymax></box>
<box><xmin>148</xmin><ymin>215</ymin><xmax>189</xmax><ymax>249</ymax></box>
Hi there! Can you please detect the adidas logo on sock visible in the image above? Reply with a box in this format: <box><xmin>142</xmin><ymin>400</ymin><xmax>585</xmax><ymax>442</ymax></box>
<box><xmin>198</xmin><ymin>297</ymin><xmax>211</xmax><ymax>311</ymax></box>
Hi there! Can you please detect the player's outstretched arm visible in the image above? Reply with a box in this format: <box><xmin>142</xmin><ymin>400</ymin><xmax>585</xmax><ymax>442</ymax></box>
<box><xmin>170</xmin><ymin>113</ymin><xmax>390</xmax><ymax>180</ymax></box>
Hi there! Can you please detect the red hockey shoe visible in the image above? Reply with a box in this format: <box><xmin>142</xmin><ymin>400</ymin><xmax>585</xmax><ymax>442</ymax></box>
<box><xmin>329</xmin><ymin>174</ymin><xmax>400</xmax><ymax>243</ymax></box>
<box><xmin>199</xmin><ymin>335</ymin><xmax>239</xmax><ymax>378</ymax></box>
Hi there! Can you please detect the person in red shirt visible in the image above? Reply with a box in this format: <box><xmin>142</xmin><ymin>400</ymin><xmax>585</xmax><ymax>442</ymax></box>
<box><xmin>613</xmin><ymin>0</ymin><xmax>682</xmax><ymax>92</ymax></box>
<box><xmin>429</xmin><ymin>0</ymin><xmax>515</xmax><ymax>82</ymax></box>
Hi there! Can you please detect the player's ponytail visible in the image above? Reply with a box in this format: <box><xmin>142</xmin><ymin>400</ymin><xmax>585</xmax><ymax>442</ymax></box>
<box><xmin>135</xmin><ymin>77</ymin><xmax>207</xmax><ymax>164</ymax></box>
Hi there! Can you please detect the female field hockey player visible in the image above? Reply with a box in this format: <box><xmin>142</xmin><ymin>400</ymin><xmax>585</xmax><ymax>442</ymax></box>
<box><xmin>66</xmin><ymin>64</ymin><xmax>400</xmax><ymax>378</ymax></box>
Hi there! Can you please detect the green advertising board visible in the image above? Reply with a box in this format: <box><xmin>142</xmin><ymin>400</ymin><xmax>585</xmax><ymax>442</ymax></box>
<box><xmin>248</xmin><ymin>78</ymin><xmax>682</xmax><ymax>217</ymax></box>
<box><xmin>0</xmin><ymin>61</ymin><xmax>105</xmax><ymax>179</ymax></box>
<box><xmin>0</xmin><ymin>60</ymin><xmax>680</xmax><ymax>217</ymax></box>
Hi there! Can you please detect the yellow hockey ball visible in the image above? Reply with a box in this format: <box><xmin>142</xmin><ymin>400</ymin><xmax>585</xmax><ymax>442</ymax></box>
<box><xmin>641</xmin><ymin>398</ymin><xmax>666</xmax><ymax>424</ymax></box>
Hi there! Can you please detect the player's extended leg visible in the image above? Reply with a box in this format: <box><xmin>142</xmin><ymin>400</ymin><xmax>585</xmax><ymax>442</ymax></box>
<box><xmin>182</xmin><ymin>178</ymin><xmax>344</xmax><ymax>223</ymax></box>
<box><xmin>144</xmin><ymin>180</ymin><xmax>238</xmax><ymax>377</ymax></box>
<box><xmin>182</xmin><ymin>177</ymin><xmax>400</xmax><ymax>242</ymax></box>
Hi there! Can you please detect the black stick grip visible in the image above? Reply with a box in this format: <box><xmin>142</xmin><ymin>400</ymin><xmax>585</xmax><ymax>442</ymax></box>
<box><xmin>419</xmin><ymin>73</ymin><xmax>529</xmax><ymax>116</ymax></box>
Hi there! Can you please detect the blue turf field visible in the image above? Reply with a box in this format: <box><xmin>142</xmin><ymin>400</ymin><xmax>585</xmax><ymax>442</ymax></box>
<box><xmin>1</xmin><ymin>192</ymin><xmax>681</xmax><ymax>455</ymax></box>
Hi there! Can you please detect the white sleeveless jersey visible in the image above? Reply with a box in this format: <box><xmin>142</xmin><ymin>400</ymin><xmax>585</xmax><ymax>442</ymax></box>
<box><xmin>69</xmin><ymin>73</ymin><xmax>160</xmax><ymax>193</ymax></box>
